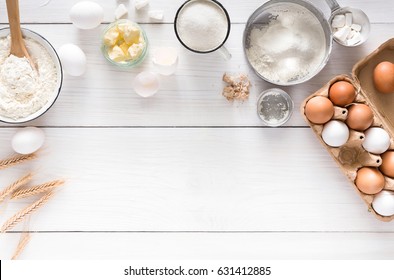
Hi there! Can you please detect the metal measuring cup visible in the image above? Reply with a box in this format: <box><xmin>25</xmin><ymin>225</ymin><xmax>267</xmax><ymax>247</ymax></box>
<box><xmin>326</xmin><ymin>0</ymin><xmax>370</xmax><ymax>47</ymax></box>
<box><xmin>174</xmin><ymin>0</ymin><xmax>232</xmax><ymax>60</ymax></box>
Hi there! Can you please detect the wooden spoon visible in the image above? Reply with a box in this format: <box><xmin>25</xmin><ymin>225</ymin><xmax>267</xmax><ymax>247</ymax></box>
<box><xmin>6</xmin><ymin>0</ymin><xmax>36</xmax><ymax>70</ymax></box>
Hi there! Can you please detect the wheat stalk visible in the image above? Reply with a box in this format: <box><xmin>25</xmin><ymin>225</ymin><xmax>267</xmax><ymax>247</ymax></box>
<box><xmin>12</xmin><ymin>179</ymin><xmax>65</xmax><ymax>200</ymax></box>
<box><xmin>1</xmin><ymin>191</ymin><xmax>54</xmax><ymax>233</ymax></box>
<box><xmin>11</xmin><ymin>231</ymin><xmax>31</xmax><ymax>260</ymax></box>
<box><xmin>0</xmin><ymin>153</ymin><xmax>37</xmax><ymax>170</ymax></box>
<box><xmin>0</xmin><ymin>173</ymin><xmax>34</xmax><ymax>204</ymax></box>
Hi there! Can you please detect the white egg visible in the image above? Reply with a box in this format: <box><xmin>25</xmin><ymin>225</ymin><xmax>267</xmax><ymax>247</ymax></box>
<box><xmin>70</xmin><ymin>1</ymin><xmax>104</xmax><ymax>30</ymax></box>
<box><xmin>58</xmin><ymin>44</ymin><xmax>87</xmax><ymax>76</ymax></box>
<box><xmin>362</xmin><ymin>127</ymin><xmax>390</xmax><ymax>154</ymax></box>
<box><xmin>133</xmin><ymin>72</ymin><xmax>160</xmax><ymax>97</ymax></box>
<box><xmin>12</xmin><ymin>127</ymin><xmax>45</xmax><ymax>155</ymax></box>
<box><xmin>322</xmin><ymin>120</ymin><xmax>349</xmax><ymax>147</ymax></box>
<box><xmin>372</xmin><ymin>190</ymin><xmax>394</xmax><ymax>217</ymax></box>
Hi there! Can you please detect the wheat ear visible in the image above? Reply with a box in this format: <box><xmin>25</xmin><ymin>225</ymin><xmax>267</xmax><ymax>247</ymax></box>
<box><xmin>0</xmin><ymin>153</ymin><xmax>37</xmax><ymax>170</ymax></box>
<box><xmin>11</xmin><ymin>231</ymin><xmax>31</xmax><ymax>260</ymax></box>
<box><xmin>12</xmin><ymin>179</ymin><xmax>65</xmax><ymax>200</ymax></box>
<box><xmin>0</xmin><ymin>173</ymin><xmax>34</xmax><ymax>204</ymax></box>
<box><xmin>1</xmin><ymin>191</ymin><xmax>54</xmax><ymax>233</ymax></box>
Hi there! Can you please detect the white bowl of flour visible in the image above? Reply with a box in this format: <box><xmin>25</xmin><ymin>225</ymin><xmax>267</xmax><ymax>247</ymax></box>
<box><xmin>0</xmin><ymin>28</ymin><xmax>62</xmax><ymax>123</ymax></box>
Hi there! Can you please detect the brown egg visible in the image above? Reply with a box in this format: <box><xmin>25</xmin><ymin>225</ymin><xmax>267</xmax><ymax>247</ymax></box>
<box><xmin>345</xmin><ymin>104</ymin><xmax>374</xmax><ymax>131</ymax></box>
<box><xmin>373</xmin><ymin>61</ymin><xmax>394</xmax><ymax>94</ymax></box>
<box><xmin>380</xmin><ymin>151</ymin><xmax>394</xmax><ymax>177</ymax></box>
<box><xmin>329</xmin><ymin>81</ymin><xmax>356</xmax><ymax>106</ymax></box>
<box><xmin>355</xmin><ymin>167</ymin><xmax>385</xmax><ymax>195</ymax></box>
<box><xmin>305</xmin><ymin>96</ymin><xmax>334</xmax><ymax>124</ymax></box>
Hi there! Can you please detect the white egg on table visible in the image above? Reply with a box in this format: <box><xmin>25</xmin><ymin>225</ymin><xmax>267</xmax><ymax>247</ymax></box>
<box><xmin>57</xmin><ymin>44</ymin><xmax>87</xmax><ymax>77</ymax></box>
<box><xmin>133</xmin><ymin>72</ymin><xmax>160</xmax><ymax>97</ymax></box>
<box><xmin>372</xmin><ymin>190</ymin><xmax>394</xmax><ymax>217</ymax></box>
<box><xmin>12</xmin><ymin>127</ymin><xmax>45</xmax><ymax>155</ymax></box>
<box><xmin>321</xmin><ymin>120</ymin><xmax>349</xmax><ymax>147</ymax></box>
<box><xmin>70</xmin><ymin>1</ymin><xmax>104</xmax><ymax>30</ymax></box>
<box><xmin>362</xmin><ymin>127</ymin><xmax>390</xmax><ymax>154</ymax></box>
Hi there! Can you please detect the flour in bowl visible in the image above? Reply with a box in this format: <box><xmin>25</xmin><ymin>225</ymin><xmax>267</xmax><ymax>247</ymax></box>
<box><xmin>245</xmin><ymin>3</ymin><xmax>327</xmax><ymax>84</ymax></box>
<box><xmin>0</xmin><ymin>36</ymin><xmax>57</xmax><ymax>120</ymax></box>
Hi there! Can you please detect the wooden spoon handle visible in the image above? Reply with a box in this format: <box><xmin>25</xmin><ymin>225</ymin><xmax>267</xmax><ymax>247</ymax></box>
<box><xmin>6</xmin><ymin>0</ymin><xmax>26</xmax><ymax>58</ymax></box>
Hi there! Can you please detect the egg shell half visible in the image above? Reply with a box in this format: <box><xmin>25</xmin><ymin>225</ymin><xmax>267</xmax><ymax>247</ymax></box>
<box><xmin>133</xmin><ymin>72</ymin><xmax>160</xmax><ymax>98</ymax></box>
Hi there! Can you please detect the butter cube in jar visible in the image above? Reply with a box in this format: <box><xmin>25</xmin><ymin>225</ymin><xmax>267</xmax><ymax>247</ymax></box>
<box><xmin>101</xmin><ymin>19</ymin><xmax>148</xmax><ymax>67</ymax></box>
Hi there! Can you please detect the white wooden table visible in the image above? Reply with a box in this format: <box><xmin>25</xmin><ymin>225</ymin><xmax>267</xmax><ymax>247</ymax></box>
<box><xmin>0</xmin><ymin>0</ymin><xmax>394</xmax><ymax>260</ymax></box>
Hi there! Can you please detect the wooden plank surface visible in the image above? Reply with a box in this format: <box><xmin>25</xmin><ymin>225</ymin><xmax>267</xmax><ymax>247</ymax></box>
<box><xmin>2</xmin><ymin>232</ymin><xmax>394</xmax><ymax>260</ymax></box>
<box><xmin>0</xmin><ymin>0</ymin><xmax>393</xmax><ymax>260</ymax></box>
<box><xmin>1</xmin><ymin>128</ymin><xmax>393</xmax><ymax>232</ymax></box>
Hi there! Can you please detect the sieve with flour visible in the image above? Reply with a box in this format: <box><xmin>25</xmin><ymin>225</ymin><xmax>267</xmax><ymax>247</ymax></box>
<box><xmin>174</xmin><ymin>0</ymin><xmax>231</xmax><ymax>60</ymax></box>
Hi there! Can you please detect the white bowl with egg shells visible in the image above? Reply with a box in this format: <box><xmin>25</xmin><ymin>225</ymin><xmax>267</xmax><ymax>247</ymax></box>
<box><xmin>0</xmin><ymin>28</ymin><xmax>63</xmax><ymax>123</ymax></box>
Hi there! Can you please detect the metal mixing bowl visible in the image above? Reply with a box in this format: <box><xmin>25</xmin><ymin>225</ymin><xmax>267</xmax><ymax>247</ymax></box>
<box><xmin>243</xmin><ymin>0</ymin><xmax>333</xmax><ymax>86</ymax></box>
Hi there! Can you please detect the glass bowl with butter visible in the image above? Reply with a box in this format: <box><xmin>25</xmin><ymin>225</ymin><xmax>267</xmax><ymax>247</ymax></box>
<box><xmin>101</xmin><ymin>19</ymin><xmax>148</xmax><ymax>68</ymax></box>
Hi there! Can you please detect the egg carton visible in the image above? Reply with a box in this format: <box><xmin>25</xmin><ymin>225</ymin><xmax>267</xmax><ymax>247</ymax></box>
<box><xmin>301</xmin><ymin>38</ymin><xmax>394</xmax><ymax>222</ymax></box>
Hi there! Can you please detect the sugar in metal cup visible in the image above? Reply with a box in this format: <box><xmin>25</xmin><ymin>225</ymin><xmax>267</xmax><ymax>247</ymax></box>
<box><xmin>174</xmin><ymin>0</ymin><xmax>231</xmax><ymax>59</ymax></box>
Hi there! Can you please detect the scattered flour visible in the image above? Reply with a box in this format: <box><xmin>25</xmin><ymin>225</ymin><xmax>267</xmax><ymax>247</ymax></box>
<box><xmin>0</xmin><ymin>36</ymin><xmax>57</xmax><ymax>120</ymax></box>
<box><xmin>246</xmin><ymin>3</ymin><xmax>327</xmax><ymax>84</ymax></box>
<box><xmin>176</xmin><ymin>0</ymin><xmax>228</xmax><ymax>52</ymax></box>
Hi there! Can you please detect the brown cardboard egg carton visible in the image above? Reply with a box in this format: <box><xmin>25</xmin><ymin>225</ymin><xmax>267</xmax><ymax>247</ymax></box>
<box><xmin>301</xmin><ymin>38</ymin><xmax>394</xmax><ymax>222</ymax></box>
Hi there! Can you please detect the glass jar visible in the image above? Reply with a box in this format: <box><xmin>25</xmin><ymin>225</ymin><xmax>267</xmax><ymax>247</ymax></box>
<box><xmin>257</xmin><ymin>88</ymin><xmax>294</xmax><ymax>127</ymax></box>
<box><xmin>101</xmin><ymin>19</ymin><xmax>149</xmax><ymax>68</ymax></box>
